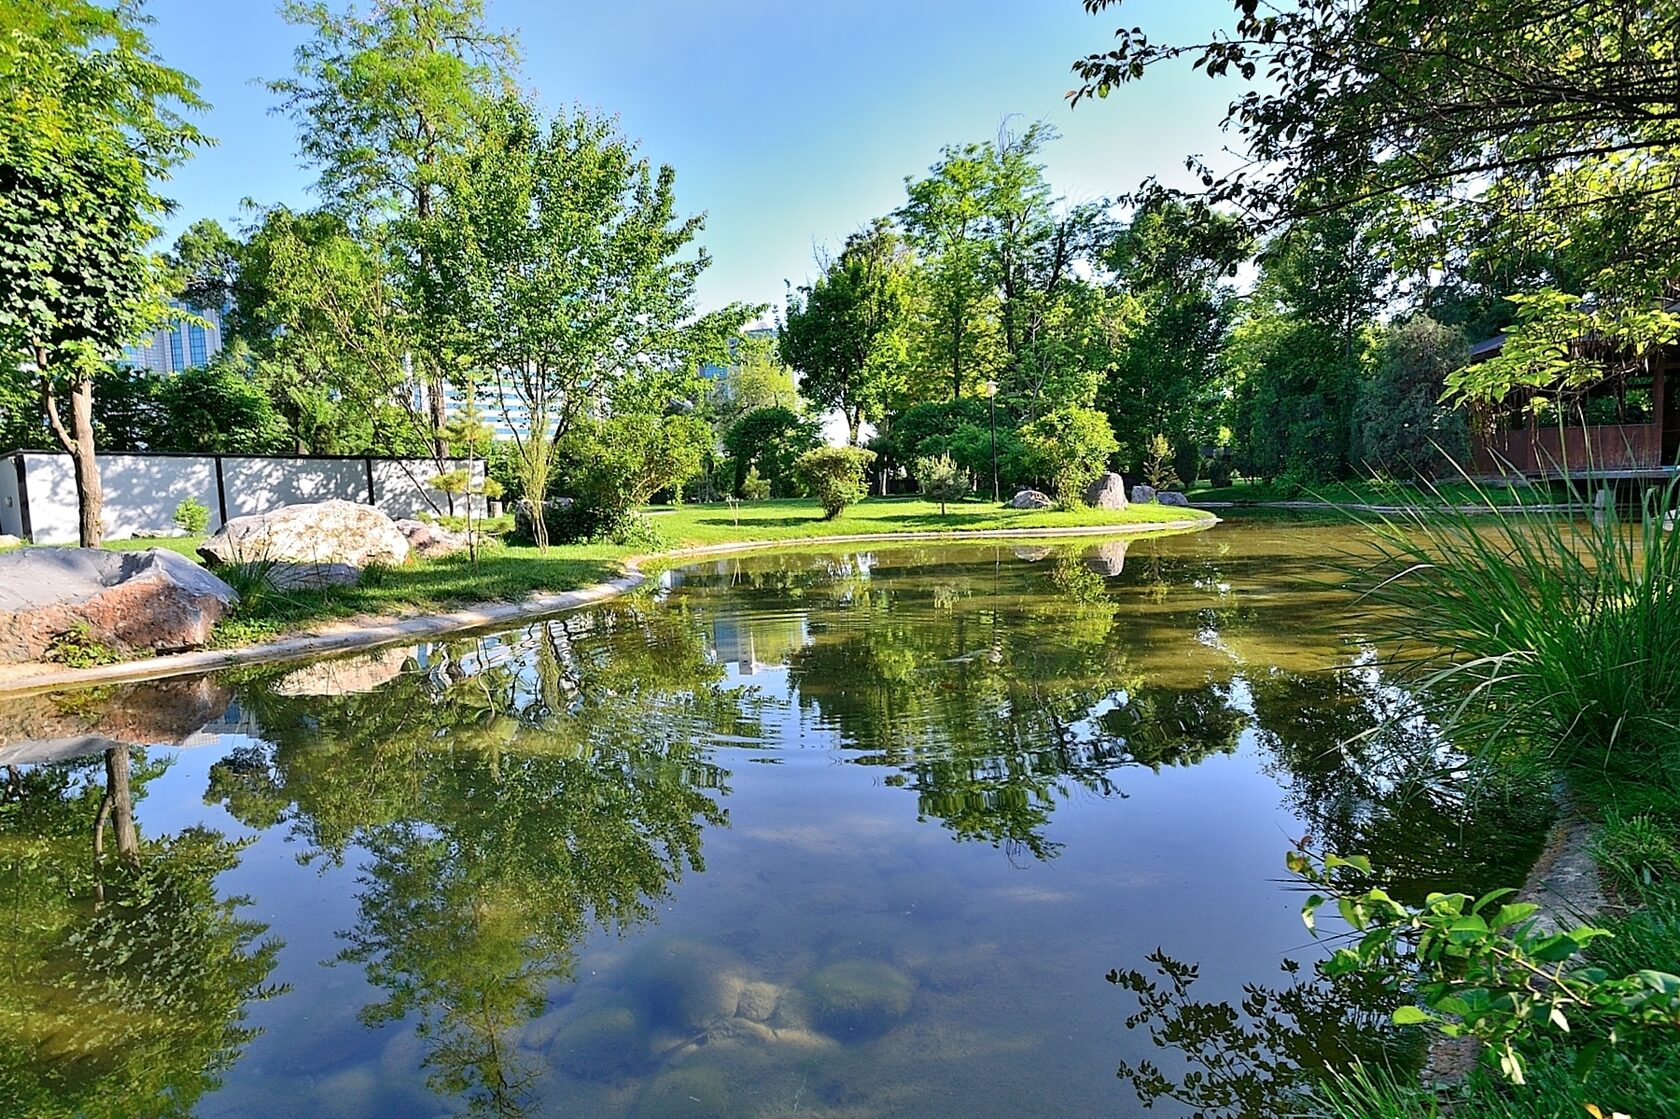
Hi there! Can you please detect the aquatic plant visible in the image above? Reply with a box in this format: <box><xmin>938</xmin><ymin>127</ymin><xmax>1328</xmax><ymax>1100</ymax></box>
<box><xmin>1353</xmin><ymin>474</ymin><xmax>1680</xmax><ymax>765</ymax></box>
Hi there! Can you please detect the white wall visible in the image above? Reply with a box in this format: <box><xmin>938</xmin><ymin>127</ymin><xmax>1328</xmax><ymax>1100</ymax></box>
<box><xmin>220</xmin><ymin>456</ymin><xmax>367</xmax><ymax>515</ymax></box>
<box><xmin>22</xmin><ymin>453</ymin><xmax>219</xmax><ymax>544</ymax></box>
<box><xmin>11</xmin><ymin>453</ymin><xmax>486</xmax><ymax>544</ymax></box>
<box><xmin>371</xmin><ymin>458</ymin><xmax>485</xmax><ymax>519</ymax></box>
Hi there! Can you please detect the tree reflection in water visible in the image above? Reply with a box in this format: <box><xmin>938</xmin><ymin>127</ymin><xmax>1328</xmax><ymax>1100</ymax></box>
<box><xmin>0</xmin><ymin>747</ymin><xmax>282</xmax><ymax>1118</ymax></box>
<box><xmin>206</xmin><ymin>602</ymin><xmax>753</xmax><ymax>1117</ymax></box>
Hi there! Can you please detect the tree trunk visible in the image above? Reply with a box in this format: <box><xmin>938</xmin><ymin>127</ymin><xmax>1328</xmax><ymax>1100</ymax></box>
<box><xmin>40</xmin><ymin>355</ymin><xmax>104</xmax><ymax>548</ymax></box>
<box><xmin>70</xmin><ymin>375</ymin><xmax>103</xmax><ymax>548</ymax></box>
<box><xmin>103</xmin><ymin>746</ymin><xmax>140</xmax><ymax>866</ymax></box>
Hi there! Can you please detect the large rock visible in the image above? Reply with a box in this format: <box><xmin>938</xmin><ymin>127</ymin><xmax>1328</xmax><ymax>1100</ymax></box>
<box><xmin>393</xmin><ymin>518</ymin><xmax>470</xmax><ymax>559</ymax></box>
<box><xmin>513</xmin><ymin>497</ymin><xmax>575</xmax><ymax>543</ymax></box>
<box><xmin>1083</xmin><ymin>472</ymin><xmax>1129</xmax><ymax>510</ymax></box>
<box><xmin>1010</xmin><ymin>489</ymin><xmax>1054</xmax><ymax>510</ymax></box>
<box><xmin>199</xmin><ymin>499</ymin><xmax>409</xmax><ymax>589</ymax></box>
<box><xmin>0</xmin><ymin>547</ymin><xmax>236</xmax><ymax>664</ymax></box>
<box><xmin>0</xmin><ymin>534</ymin><xmax>21</xmax><ymax>549</ymax></box>
<box><xmin>1157</xmin><ymin>490</ymin><xmax>1191</xmax><ymax>508</ymax></box>
<box><xmin>1130</xmin><ymin>484</ymin><xmax>1156</xmax><ymax>504</ymax></box>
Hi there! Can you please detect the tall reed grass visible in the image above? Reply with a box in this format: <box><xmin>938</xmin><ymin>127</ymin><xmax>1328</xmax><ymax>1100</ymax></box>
<box><xmin>1353</xmin><ymin>473</ymin><xmax>1680</xmax><ymax>768</ymax></box>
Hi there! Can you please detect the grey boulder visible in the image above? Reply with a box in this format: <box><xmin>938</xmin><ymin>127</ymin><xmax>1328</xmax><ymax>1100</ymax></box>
<box><xmin>0</xmin><ymin>547</ymin><xmax>236</xmax><ymax>663</ymax></box>
<box><xmin>1157</xmin><ymin>491</ymin><xmax>1191</xmax><ymax>508</ymax></box>
<box><xmin>1010</xmin><ymin>489</ymin><xmax>1055</xmax><ymax>510</ymax></box>
<box><xmin>393</xmin><ymin>518</ymin><xmax>470</xmax><ymax>559</ymax></box>
<box><xmin>1083</xmin><ymin>472</ymin><xmax>1129</xmax><ymax>510</ymax></box>
<box><xmin>1130</xmin><ymin>484</ymin><xmax>1157</xmax><ymax>504</ymax></box>
<box><xmin>199</xmin><ymin>499</ymin><xmax>410</xmax><ymax>588</ymax></box>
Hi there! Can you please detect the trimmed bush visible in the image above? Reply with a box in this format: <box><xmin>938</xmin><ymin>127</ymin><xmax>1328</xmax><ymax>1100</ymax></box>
<box><xmin>796</xmin><ymin>446</ymin><xmax>875</xmax><ymax>519</ymax></box>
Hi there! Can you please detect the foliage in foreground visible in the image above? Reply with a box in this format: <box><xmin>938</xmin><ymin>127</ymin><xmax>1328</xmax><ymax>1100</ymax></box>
<box><xmin>1292</xmin><ymin>848</ymin><xmax>1680</xmax><ymax>1086</ymax></box>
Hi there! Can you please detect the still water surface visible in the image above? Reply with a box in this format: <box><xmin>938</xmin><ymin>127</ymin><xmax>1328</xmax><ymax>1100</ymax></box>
<box><xmin>0</xmin><ymin>518</ymin><xmax>1542</xmax><ymax>1118</ymax></box>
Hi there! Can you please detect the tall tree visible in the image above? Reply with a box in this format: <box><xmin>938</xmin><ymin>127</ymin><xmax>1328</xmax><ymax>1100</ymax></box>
<box><xmin>781</xmin><ymin>219</ymin><xmax>914</xmax><ymax>444</ymax></box>
<box><xmin>444</xmin><ymin>97</ymin><xmax>744</xmax><ymax>549</ymax></box>
<box><xmin>1103</xmin><ymin>198</ymin><xmax>1247</xmax><ymax>466</ymax></box>
<box><xmin>1070</xmin><ymin>0</ymin><xmax>1680</xmax><ymax>400</ymax></box>
<box><xmin>271</xmin><ymin>0</ymin><xmax>518</xmax><ymax>460</ymax></box>
<box><xmin>0</xmin><ymin>0</ymin><xmax>206</xmax><ymax>546</ymax></box>
<box><xmin>898</xmin><ymin>138</ymin><xmax>1002</xmax><ymax>399</ymax></box>
<box><xmin>1227</xmin><ymin>212</ymin><xmax>1386</xmax><ymax>481</ymax></box>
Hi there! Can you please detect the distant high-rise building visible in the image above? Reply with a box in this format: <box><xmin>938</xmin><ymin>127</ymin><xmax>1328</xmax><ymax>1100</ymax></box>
<box><xmin>123</xmin><ymin>305</ymin><xmax>225</xmax><ymax>373</ymax></box>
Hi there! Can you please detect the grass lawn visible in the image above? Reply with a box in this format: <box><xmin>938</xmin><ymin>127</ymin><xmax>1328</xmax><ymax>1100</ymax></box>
<box><xmin>96</xmin><ymin>496</ymin><xmax>1212</xmax><ymax>649</ymax></box>
<box><xmin>1188</xmin><ymin>476</ymin><xmax>1542</xmax><ymax>506</ymax></box>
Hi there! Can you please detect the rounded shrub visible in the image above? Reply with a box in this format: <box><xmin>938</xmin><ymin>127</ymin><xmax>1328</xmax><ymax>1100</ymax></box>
<box><xmin>796</xmin><ymin>446</ymin><xmax>875</xmax><ymax>519</ymax></box>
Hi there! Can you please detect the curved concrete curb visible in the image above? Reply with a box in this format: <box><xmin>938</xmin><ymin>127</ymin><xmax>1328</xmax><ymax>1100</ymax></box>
<box><xmin>0</xmin><ymin>518</ymin><xmax>1214</xmax><ymax>698</ymax></box>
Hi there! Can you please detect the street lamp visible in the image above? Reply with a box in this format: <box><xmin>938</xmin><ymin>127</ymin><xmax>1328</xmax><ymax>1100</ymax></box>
<box><xmin>979</xmin><ymin>380</ymin><xmax>999</xmax><ymax>503</ymax></box>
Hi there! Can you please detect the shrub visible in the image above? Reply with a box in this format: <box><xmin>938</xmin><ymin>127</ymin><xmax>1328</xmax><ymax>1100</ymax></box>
<box><xmin>739</xmin><ymin>466</ymin><xmax>771</xmax><ymax>501</ymax></box>
<box><xmin>796</xmin><ymin>446</ymin><xmax>874</xmax><ymax>519</ymax></box>
<box><xmin>173</xmin><ymin>497</ymin><xmax>211</xmax><ymax>536</ymax></box>
<box><xmin>1141</xmin><ymin>433</ymin><xmax>1180</xmax><ymax>492</ymax></box>
<box><xmin>913</xmin><ymin>453</ymin><xmax>968</xmax><ymax>514</ymax></box>
<box><xmin>44</xmin><ymin>622</ymin><xmax>120</xmax><ymax>668</ymax></box>
<box><xmin>1018</xmin><ymin>406</ymin><xmax>1118</xmax><ymax>506</ymax></box>
<box><xmin>1206</xmin><ymin>456</ymin><xmax>1233</xmax><ymax>488</ymax></box>
<box><xmin>1172</xmin><ymin>439</ymin><xmax>1201</xmax><ymax>487</ymax></box>
<box><xmin>554</xmin><ymin>413</ymin><xmax>711</xmax><ymax>541</ymax></box>
<box><xmin>1292</xmin><ymin>847</ymin><xmax>1680</xmax><ymax>1087</ymax></box>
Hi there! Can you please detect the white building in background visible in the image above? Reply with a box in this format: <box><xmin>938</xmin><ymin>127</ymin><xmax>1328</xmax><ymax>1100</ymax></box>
<box><xmin>123</xmin><ymin>305</ymin><xmax>226</xmax><ymax>373</ymax></box>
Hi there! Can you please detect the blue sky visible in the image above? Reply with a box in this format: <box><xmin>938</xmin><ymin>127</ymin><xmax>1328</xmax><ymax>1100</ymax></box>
<box><xmin>146</xmin><ymin>0</ymin><xmax>1235</xmax><ymax>314</ymax></box>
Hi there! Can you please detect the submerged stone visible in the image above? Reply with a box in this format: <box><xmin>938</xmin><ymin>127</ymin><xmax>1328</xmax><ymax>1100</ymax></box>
<box><xmin>801</xmin><ymin>960</ymin><xmax>915</xmax><ymax>1037</ymax></box>
<box><xmin>626</xmin><ymin>939</ymin><xmax>748</xmax><ymax>1029</ymax></box>
<box><xmin>549</xmin><ymin>1003</ymin><xmax>647</xmax><ymax>1082</ymax></box>
<box><xmin>633</xmin><ymin>1064</ymin><xmax>734</xmax><ymax>1119</ymax></box>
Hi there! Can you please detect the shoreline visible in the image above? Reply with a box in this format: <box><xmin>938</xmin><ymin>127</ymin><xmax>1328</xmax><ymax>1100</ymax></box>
<box><xmin>0</xmin><ymin>518</ymin><xmax>1213</xmax><ymax>698</ymax></box>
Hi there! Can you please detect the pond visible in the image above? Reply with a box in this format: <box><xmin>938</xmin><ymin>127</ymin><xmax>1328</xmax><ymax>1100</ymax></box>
<box><xmin>0</xmin><ymin>516</ymin><xmax>1549</xmax><ymax>1119</ymax></box>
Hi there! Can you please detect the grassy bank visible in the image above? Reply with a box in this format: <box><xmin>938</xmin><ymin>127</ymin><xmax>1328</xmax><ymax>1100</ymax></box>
<box><xmin>96</xmin><ymin>496</ymin><xmax>1211</xmax><ymax>649</ymax></box>
<box><xmin>1314</xmin><ymin>486</ymin><xmax>1680</xmax><ymax>1117</ymax></box>
<box><xmin>1189</xmin><ymin>477</ymin><xmax>1536</xmax><ymax>507</ymax></box>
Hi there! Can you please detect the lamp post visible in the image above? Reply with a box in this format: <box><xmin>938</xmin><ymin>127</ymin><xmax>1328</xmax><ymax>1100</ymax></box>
<box><xmin>980</xmin><ymin>380</ymin><xmax>999</xmax><ymax>503</ymax></box>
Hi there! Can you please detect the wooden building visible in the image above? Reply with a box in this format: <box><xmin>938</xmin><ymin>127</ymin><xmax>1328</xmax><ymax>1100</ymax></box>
<box><xmin>1467</xmin><ymin>334</ymin><xmax>1680</xmax><ymax>478</ymax></box>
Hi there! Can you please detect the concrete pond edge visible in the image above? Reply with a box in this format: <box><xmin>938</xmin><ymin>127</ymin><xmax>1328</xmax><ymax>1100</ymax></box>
<box><xmin>0</xmin><ymin>518</ymin><xmax>1215</xmax><ymax>698</ymax></box>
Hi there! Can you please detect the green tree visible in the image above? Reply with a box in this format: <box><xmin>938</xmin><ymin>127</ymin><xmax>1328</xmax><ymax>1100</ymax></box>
<box><xmin>271</xmin><ymin>0</ymin><xmax>518</xmax><ymax>461</ymax></box>
<box><xmin>898</xmin><ymin>137</ymin><xmax>1004</xmax><ymax>400</ymax></box>
<box><xmin>229</xmin><ymin>205</ymin><xmax>421</xmax><ymax>458</ymax></box>
<box><xmin>444</xmin><ymin>97</ymin><xmax>743</xmax><ymax>548</ymax></box>
<box><xmin>781</xmin><ymin>219</ymin><xmax>913</xmax><ymax>444</ymax></box>
<box><xmin>723</xmin><ymin>406</ymin><xmax>821</xmax><ymax>496</ymax></box>
<box><xmin>1071</xmin><ymin>0</ymin><xmax>1680</xmax><ymax>402</ymax></box>
<box><xmin>913</xmin><ymin>452</ymin><xmax>968</xmax><ymax>514</ymax></box>
<box><xmin>0</xmin><ymin>0</ymin><xmax>207</xmax><ymax>546</ymax></box>
<box><xmin>156</xmin><ymin>348</ymin><xmax>293</xmax><ymax>455</ymax></box>
<box><xmin>1104</xmin><ymin>199</ymin><xmax>1247</xmax><ymax>469</ymax></box>
<box><xmin>1227</xmin><ymin>213</ymin><xmax>1385</xmax><ymax>481</ymax></box>
<box><xmin>1354</xmin><ymin>316</ymin><xmax>1470</xmax><ymax>480</ymax></box>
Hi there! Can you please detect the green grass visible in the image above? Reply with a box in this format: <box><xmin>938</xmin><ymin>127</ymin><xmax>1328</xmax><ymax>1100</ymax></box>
<box><xmin>1189</xmin><ymin>477</ymin><xmax>1537</xmax><ymax>507</ymax></box>
<box><xmin>100</xmin><ymin>496</ymin><xmax>1211</xmax><ymax>648</ymax></box>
